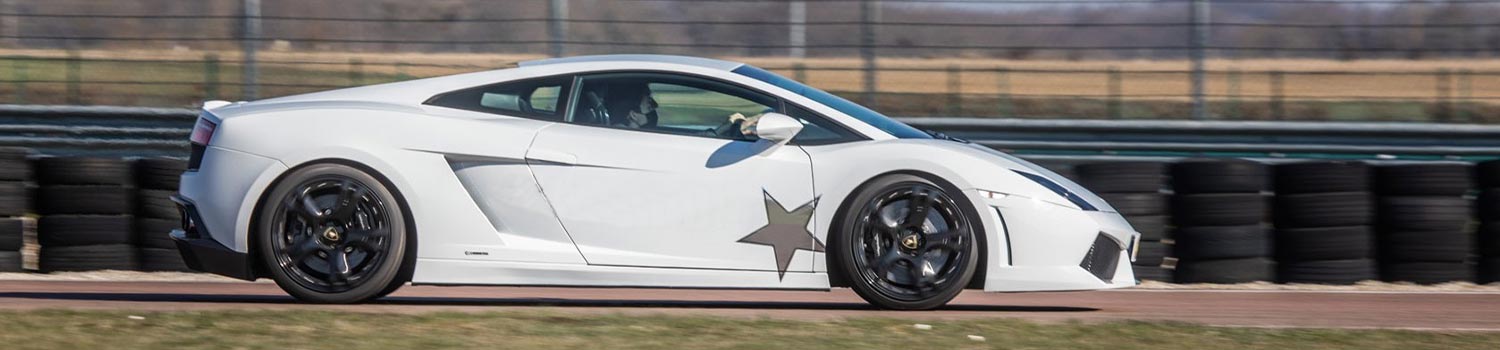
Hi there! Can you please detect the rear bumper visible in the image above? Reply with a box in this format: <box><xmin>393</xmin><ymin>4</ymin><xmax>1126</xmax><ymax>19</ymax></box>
<box><xmin>170</xmin><ymin>194</ymin><xmax>256</xmax><ymax>281</ymax></box>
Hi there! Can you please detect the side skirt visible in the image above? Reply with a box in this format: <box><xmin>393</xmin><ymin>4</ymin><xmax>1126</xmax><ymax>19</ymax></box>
<box><xmin>412</xmin><ymin>258</ymin><xmax>832</xmax><ymax>290</ymax></box>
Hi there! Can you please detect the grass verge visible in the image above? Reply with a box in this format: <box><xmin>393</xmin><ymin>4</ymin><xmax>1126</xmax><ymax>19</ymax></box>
<box><xmin>0</xmin><ymin>310</ymin><xmax>1496</xmax><ymax>350</ymax></box>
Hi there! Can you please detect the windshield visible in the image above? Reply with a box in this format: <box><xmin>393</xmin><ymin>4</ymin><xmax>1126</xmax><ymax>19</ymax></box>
<box><xmin>732</xmin><ymin>65</ymin><xmax>931</xmax><ymax>139</ymax></box>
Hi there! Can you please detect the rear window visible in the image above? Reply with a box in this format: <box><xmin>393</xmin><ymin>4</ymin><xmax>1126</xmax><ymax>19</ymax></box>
<box><xmin>426</xmin><ymin>76</ymin><xmax>573</xmax><ymax>120</ymax></box>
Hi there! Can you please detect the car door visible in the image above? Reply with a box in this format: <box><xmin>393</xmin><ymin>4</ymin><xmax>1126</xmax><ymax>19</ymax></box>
<box><xmin>526</xmin><ymin>72</ymin><xmax>819</xmax><ymax>273</ymax></box>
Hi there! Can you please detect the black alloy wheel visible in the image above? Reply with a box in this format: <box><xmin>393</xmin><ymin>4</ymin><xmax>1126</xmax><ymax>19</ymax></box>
<box><xmin>259</xmin><ymin>163</ymin><xmax>408</xmax><ymax>303</ymax></box>
<box><xmin>837</xmin><ymin>175</ymin><xmax>977</xmax><ymax>310</ymax></box>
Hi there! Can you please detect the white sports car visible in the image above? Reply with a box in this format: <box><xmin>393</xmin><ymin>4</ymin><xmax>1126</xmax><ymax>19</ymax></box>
<box><xmin>171</xmin><ymin>54</ymin><xmax>1139</xmax><ymax>310</ymax></box>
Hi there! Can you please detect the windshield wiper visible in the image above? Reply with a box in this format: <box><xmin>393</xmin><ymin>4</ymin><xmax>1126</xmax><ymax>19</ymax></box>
<box><xmin>923</xmin><ymin>129</ymin><xmax>969</xmax><ymax>143</ymax></box>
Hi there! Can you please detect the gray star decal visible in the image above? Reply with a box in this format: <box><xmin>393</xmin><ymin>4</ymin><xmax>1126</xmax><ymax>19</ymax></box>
<box><xmin>738</xmin><ymin>191</ymin><xmax>824</xmax><ymax>280</ymax></box>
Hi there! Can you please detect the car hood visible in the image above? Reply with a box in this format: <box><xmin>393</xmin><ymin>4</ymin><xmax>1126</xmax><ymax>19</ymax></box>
<box><xmin>914</xmin><ymin>139</ymin><xmax>1116</xmax><ymax>213</ymax></box>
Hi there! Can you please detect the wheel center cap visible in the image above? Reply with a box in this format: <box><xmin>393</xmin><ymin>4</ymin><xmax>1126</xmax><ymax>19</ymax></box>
<box><xmin>901</xmin><ymin>234</ymin><xmax>921</xmax><ymax>250</ymax></box>
<box><xmin>322</xmin><ymin>227</ymin><xmax>341</xmax><ymax>241</ymax></box>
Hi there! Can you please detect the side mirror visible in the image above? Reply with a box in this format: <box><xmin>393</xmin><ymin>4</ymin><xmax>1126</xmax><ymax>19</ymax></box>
<box><xmin>753</xmin><ymin>113</ymin><xmax>803</xmax><ymax>144</ymax></box>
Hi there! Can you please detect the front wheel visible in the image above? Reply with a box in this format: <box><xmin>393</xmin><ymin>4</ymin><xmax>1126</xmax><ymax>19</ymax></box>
<box><xmin>257</xmin><ymin>163</ymin><xmax>409</xmax><ymax>304</ymax></box>
<box><xmin>833</xmin><ymin>174</ymin><xmax>978</xmax><ymax>310</ymax></box>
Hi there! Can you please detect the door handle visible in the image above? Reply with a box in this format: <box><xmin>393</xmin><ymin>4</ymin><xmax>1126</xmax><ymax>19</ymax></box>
<box><xmin>525</xmin><ymin>149</ymin><xmax>577</xmax><ymax>166</ymax></box>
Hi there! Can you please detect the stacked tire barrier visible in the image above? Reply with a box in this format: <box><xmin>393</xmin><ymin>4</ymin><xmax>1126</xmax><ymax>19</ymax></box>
<box><xmin>1374</xmin><ymin>164</ymin><xmax>1476</xmax><ymax>284</ymax></box>
<box><xmin>1074</xmin><ymin>162</ymin><xmax>1172</xmax><ymax>282</ymax></box>
<box><xmin>1272</xmin><ymin>161</ymin><xmax>1378</xmax><ymax>284</ymax></box>
<box><xmin>0</xmin><ymin>147</ymin><xmax>33</xmax><ymax>272</ymax></box>
<box><xmin>1169</xmin><ymin>159</ymin><xmax>1275</xmax><ymax>283</ymax></box>
<box><xmin>136</xmin><ymin>158</ymin><xmax>190</xmax><ymax>272</ymax></box>
<box><xmin>1481</xmin><ymin>160</ymin><xmax>1500</xmax><ymax>284</ymax></box>
<box><xmin>35</xmin><ymin>157</ymin><xmax>140</xmax><ymax>272</ymax></box>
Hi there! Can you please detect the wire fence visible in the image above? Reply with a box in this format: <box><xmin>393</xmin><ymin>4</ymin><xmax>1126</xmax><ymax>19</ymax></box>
<box><xmin>5</xmin><ymin>0</ymin><xmax>1500</xmax><ymax>122</ymax></box>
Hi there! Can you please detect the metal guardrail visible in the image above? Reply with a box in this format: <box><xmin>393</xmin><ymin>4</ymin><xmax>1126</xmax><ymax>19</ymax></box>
<box><xmin>0</xmin><ymin>104</ymin><xmax>195</xmax><ymax>157</ymax></box>
<box><xmin>0</xmin><ymin>104</ymin><xmax>1498</xmax><ymax>160</ymax></box>
<box><xmin>905</xmin><ymin>118</ymin><xmax>1500</xmax><ymax>161</ymax></box>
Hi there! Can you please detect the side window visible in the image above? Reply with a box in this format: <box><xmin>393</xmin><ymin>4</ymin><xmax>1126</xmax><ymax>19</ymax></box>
<box><xmin>785</xmin><ymin>104</ymin><xmax>864</xmax><ymax>145</ymax></box>
<box><xmin>571</xmin><ymin>73</ymin><xmax>778</xmax><ymax>141</ymax></box>
<box><xmin>426</xmin><ymin>76</ymin><xmax>572</xmax><ymax>120</ymax></box>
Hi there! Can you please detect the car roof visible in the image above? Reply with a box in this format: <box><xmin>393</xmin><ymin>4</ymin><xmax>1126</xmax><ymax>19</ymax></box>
<box><xmin>519</xmin><ymin>54</ymin><xmax>747</xmax><ymax>72</ymax></box>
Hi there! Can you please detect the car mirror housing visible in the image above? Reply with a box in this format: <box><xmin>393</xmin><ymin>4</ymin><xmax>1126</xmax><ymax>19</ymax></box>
<box><xmin>753</xmin><ymin>112</ymin><xmax>803</xmax><ymax>144</ymax></box>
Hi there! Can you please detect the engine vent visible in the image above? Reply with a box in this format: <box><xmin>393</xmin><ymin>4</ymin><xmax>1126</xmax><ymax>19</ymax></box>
<box><xmin>1079</xmin><ymin>233</ymin><xmax>1122</xmax><ymax>282</ymax></box>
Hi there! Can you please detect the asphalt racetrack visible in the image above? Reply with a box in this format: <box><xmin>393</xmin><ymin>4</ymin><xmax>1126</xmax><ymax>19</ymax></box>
<box><xmin>1</xmin><ymin>280</ymin><xmax>1497</xmax><ymax>331</ymax></box>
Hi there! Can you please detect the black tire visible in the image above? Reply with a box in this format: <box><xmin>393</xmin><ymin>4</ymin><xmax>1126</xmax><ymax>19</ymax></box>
<box><xmin>1098</xmin><ymin>193</ymin><xmax>1167</xmax><ymax>216</ymax></box>
<box><xmin>1379</xmin><ymin>230</ymin><xmax>1472</xmax><ymax>263</ymax></box>
<box><xmin>1172</xmin><ymin>225</ymin><xmax>1271</xmax><ymax>261</ymax></box>
<box><xmin>1374</xmin><ymin>163</ymin><xmax>1474</xmax><ymax>196</ymax></box>
<box><xmin>1480</xmin><ymin>258</ymin><xmax>1500</xmax><ymax>284</ymax></box>
<box><xmin>1133</xmin><ymin>265</ymin><xmax>1173</xmax><ymax>282</ymax></box>
<box><xmin>1075</xmin><ymin>161</ymin><xmax>1165</xmax><ymax>193</ymax></box>
<box><xmin>1273</xmin><ymin>161</ymin><xmax>1371</xmax><ymax>194</ymax></box>
<box><xmin>1276</xmin><ymin>226</ymin><xmax>1374</xmax><ymax>261</ymax></box>
<box><xmin>1279</xmin><ymin>259</ymin><xmax>1378</xmax><ymax>285</ymax></box>
<box><xmin>35</xmin><ymin>157</ymin><xmax>133</xmax><ymax>186</ymax></box>
<box><xmin>0</xmin><ymin>217</ymin><xmax>22</xmax><ymax>251</ymax></box>
<box><xmin>1479</xmin><ymin>160</ymin><xmax>1500</xmax><ymax>189</ymax></box>
<box><xmin>37</xmin><ymin>185</ymin><xmax>134</xmax><ymax>215</ymax></box>
<box><xmin>140</xmin><ymin>248</ymin><xmax>191</xmax><ymax>272</ymax></box>
<box><xmin>258</xmin><ymin>163</ymin><xmax>411</xmax><ymax>304</ymax></box>
<box><xmin>135</xmin><ymin>157</ymin><xmax>186</xmax><ymax>190</ymax></box>
<box><xmin>1135</xmin><ymin>241</ymin><xmax>1167</xmax><ymax>266</ymax></box>
<box><xmin>38</xmin><ymin>215</ymin><xmax>134</xmax><ymax>247</ymax></box>
<box><xmin>1479</xmin><ymin>190</ymin><xmax>1500</xmax><ymax>222</ymax></box>
<box><xmin>1383</xmin><ymin>262</ymin><xmax>1475</xmax><ymax>284</ymax></box>
<box><xmin>1171</xmin><ymin>193</ymin><xmax>1267</xmax><ymax>226</ymax></box>
<box><xmin>0</xmin><ymin>181</ymin><xmax>29</xmax><ymax>216</ymax></box>
<box><xmin>1273</xmin><ymin>192</ymin><xmax>1374</xmax><ymax>228</ymax></box>
<box><xmin>1377</xmin><ymin>197</ymin><xmax>1473</xmax><ymax>232</ymax></box>
<box><xmin>1480</xmin><ymin>222</ymin><xmax>1500</xmax><ymax>257</ymax></box>
<box><xmin>136</xmin><ymin>217</ymin><xmax>179</xmax><ymax>250</ymax></box>
<box><xmin>1174</xmin><ymin>258</ymin><xmax>1275</xmax><ymax>284</ymax></box>
<box><xmin>1170</xmin><ymin>158</ymin><xmax>1269</xmax><ymax>194</ymax></box>
<box><xmin>1126</xmin><ymin>215</ymin><xmax>1169</xmax><ymax>241</ymax></box>
<box><xmin>832</xmin><ymin>174</ymin><xmax>978</xmax><ymax>310</ymax></box>
<box><xmin>136</xmin><ymin>189</ymin><xmax>180</xmax><ymax>219</ymax></box>
<box><xmin>0</xmin><ymin>251</ymin><xmax>21</xmax><ymax>272</ymax></box>
<box><xmin>40</xmin><ymin>244</ymin><xmax>140</xmax><ymax>272</ymax></box>
<box><xmin>0</xmin><ymin>147</ymin><xmax>34</xmax><ymax>181</ymax></box>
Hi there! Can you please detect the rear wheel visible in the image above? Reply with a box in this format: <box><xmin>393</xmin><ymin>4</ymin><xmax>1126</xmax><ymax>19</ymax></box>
<box><xmin>833</xmin><ymin>174</ymin><xmax>977</xmax><ymax>310</ymax></box>
<box><xmin>257</xmin><ymin>163</ymin><xmax>408</xmax><ymax>304</ymax></box>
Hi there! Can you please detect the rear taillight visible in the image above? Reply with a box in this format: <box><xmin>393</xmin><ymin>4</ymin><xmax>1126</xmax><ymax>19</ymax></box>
<box><xmin>190</xmin><ymin>118</ymin><xmax>217</xmax><ymax>145</ymax></box>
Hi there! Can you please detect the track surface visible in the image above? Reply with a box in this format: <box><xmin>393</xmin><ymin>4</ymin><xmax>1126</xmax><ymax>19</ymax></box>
<box><xmin>1</xmin><ymin>280</ymin><xmax>1497</xmax><ymax>330</ymax></box>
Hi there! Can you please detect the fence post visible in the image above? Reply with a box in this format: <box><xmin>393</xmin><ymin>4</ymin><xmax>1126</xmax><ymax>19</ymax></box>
<box><xmin>65</xmin><ymin>51</ymin><xmax>80</xmax><ymax>104</ymax></box>
<box><xmin>947</xmin><ymin>64</ymin><xmax>962</xmax><ymax>116</ymax></box>
<box><xmin>11</xmin><ymin>57</ymin><xmax>24</xmax><ymax>104</ymax></box>
<box><xmin>1435</xmin><ymin>68</ymin><xmax>1452</xmax><ymax>122</ymax></box>
<box><xmin>996</xmin><ymin>67</ymin><xmax>1012</xmax><ymax>118</ymax></box>
<box><xmin>548</xmin><ymin>0</ymin><xmax>568</xmax><ymax>57</ymax></box>
<box><xmin>1458</xmin><ymin>68</ymin><xmax>1472</xmax><ymax>122</ymax></box>
<box><xmin>349</xmin><ymin>58</ymin><xmax>364</xmax><ymax>85</ymax></box>
<box><xmin>1269</xmin><ymin>70</ymin><xmax>1284</xmax><ymax>120</ymax></box>
<box><xmin>860</xmin><ymin>0</ymin><xmax>879</xmax><ymax>108</ymax></box>
<box><xmin>241</xmin><ymin>0</ymin><xmax>261</xmax><ymax>100</ymax></box>
<box><xmin>1107</xmin><ymin>66</ymin><xmax>1122</xmax><ymax>119</ymax></box>
<box><xmin>788</xmin><ymin>0</ymin><xmax>806</xmax><ymax>59</ymax></box>
<box><xmin>1226</xmin><ymin>68</ymin><xmax>1240</xmax><ymax>119</ymax></box>
<box><xmin>204</xmin><ymin>54</ymin><xmax>220</xmax><ymax>100</ymax></box>
<box><xmin>1189</xmin><ymin>0</ymin><xmax>1211</xmax><ymax>120</ymax></box>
